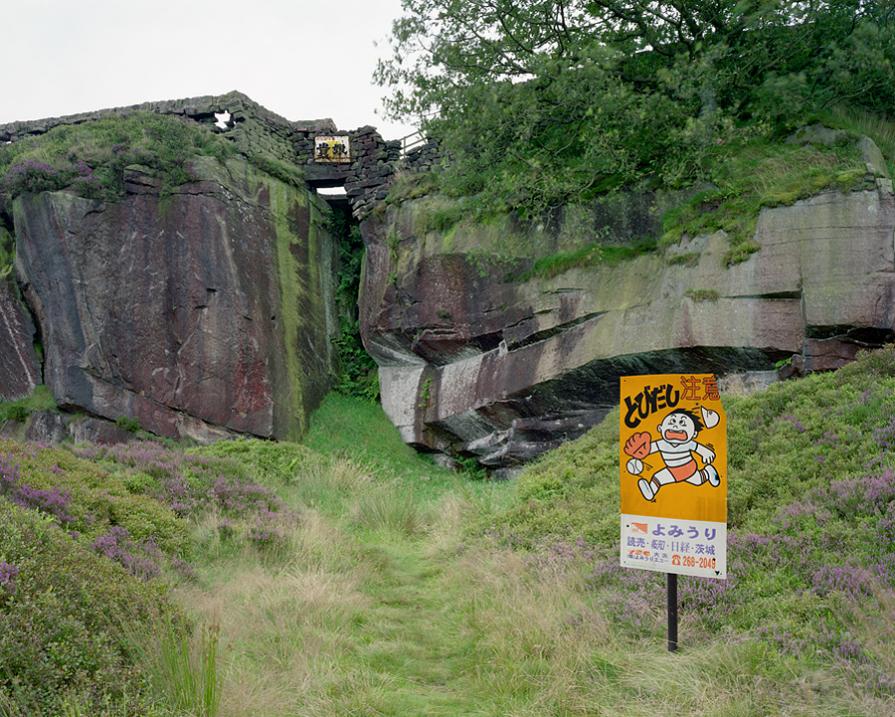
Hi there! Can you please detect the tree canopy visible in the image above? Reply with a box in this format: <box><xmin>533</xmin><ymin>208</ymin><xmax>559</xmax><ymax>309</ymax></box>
<box><xmin>376</xmin><ymin>1</ymin><xmax>895</xmax><ymax>213</ymax></box>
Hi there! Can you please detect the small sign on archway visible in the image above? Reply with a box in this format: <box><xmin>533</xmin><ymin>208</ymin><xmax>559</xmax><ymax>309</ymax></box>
<box><xmin>314</xmin><ymin>135</ymin><xmax>351</xmax><ymax>163</ymax></box>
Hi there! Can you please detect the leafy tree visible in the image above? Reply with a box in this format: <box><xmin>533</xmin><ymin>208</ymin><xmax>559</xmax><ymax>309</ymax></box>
<box><xmin>376</xmin><ymin>1</ymin><xmax>895</xmax><ymax>213</ymax></box>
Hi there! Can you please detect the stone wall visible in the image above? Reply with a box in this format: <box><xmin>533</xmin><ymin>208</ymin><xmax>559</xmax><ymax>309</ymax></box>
<box><xmin>344</xmin><ymin>126</ymin><xmax>401</xmax><ymax>219</ymax></box>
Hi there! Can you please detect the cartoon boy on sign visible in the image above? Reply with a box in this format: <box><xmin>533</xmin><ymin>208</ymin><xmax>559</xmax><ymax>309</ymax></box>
<box><xmin>624</xmin><ymin>406</ymin><xmax>722</xmax><ymax>502</ymax></box>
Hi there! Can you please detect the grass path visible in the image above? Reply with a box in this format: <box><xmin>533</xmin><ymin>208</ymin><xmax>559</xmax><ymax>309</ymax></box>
<box><xmin>349</xmin><ymin>537</ymin><xmax>475</xmax><ymax>714</ymax></box>
<box><xmin>173</xmin><ymin>395</ymin><xmax>516</xmax><ymax>716</ymax></box>
<box><xmin>178</xmin><ymin>481</ymin><xmax>505</xmax><ymax>715</ymax></box>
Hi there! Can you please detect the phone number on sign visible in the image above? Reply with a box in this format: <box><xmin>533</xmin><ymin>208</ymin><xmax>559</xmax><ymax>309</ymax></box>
<box><xmin>676</xmin><ymin>555</ymin><xmax>717</xmax><ymax>569</ymax></box>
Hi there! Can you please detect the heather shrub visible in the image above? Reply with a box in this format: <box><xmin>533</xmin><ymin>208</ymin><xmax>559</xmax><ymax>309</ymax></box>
<box><xmin>0</xmin><ymin>498</ymin><xmax>174</xmax><ymax>715</ymax></box>
<box><xmin>0</xmin><ymin>441</ymin><xmax>189</xmax><ymax>556</ymax></box>
<box><xmin>70</xmin><ymin>439</ymin><xmax>295</xmax><ymax>560</ymax></box>
<box><xmin>487</xmin><ymin>346</ymin><xmax>895</xmax><ymax>682</ymax></box>
<box><xmin>2</xmin><ymin>159</ymin><xmax>70</xmax><ymax>196</ymax></box>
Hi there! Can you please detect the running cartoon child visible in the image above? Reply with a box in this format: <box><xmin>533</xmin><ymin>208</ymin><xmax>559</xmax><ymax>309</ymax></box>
<box><xmin>623</xmin><ymin>408</ymin><xmax>721</xmax><ymax>502</ymax></box>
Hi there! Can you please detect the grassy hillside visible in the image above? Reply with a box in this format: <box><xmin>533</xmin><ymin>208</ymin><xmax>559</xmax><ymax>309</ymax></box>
<box><xmin>1</xmin><ymin>349</ymin><xmax>894</xmax><ymax>714</ymax></box>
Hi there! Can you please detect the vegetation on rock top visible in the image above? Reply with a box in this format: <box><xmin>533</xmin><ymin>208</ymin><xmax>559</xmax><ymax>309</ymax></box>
<box><xmin>0</xmin><ymin>113</ymin><xmax>235</xmax><ymax>202</ymax></box>
<box><xmin>378</xmin><ymin>1</ymin><xmax>895</xmax><ymax>216</ymax></box>
<box><xmin>377</xmin><ymin>2</ymin><xmax>895</xmax><ymax>267</ymax></box>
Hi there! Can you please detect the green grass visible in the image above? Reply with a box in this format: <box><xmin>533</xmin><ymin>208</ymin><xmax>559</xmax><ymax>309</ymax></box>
<box><xmin>685</xmin><ymin>288</ymin><xmax>720</xmax><ymax>302</ymax></box>
<box><xmin>0</xmin><ymin>228</ymin><xmax>13</xmax><ymax>279</ymax></box>
<box><xmin>518</xmin><ymin>237</ymin><xmax>657</xmax><ymax>281</ymax></box>
<box><xmin>126</xmin><ymin>619</ymin><xmax>220</xmax><ymax>717</ymax></box>
<box><xmin>171</xmin><ymin>356</ymin><xmax>895</xmax><ymax>714</ymax></box>
<box><xmin>667</xmin><ymin>251</ymin><xmax>700</xmax><ymax>266</ymax></box>
<box><xmin>0</xmin><ymin>113</ymin><xmax>235</xmax><ymax>200</ymax></box>
<box><xmin>824</xmin><ymin>106</ymin><xmax>895</xmax><ymax>179</ymax></box>
<box><xmin>4</xmin><ymin>353</ymin><xmax>895</xmax><ymax>714</ymax></box>
<box><xmin>392</xmin><ymin>129</ymin><xmax>875</xmax><ymax>275</ymax></box>
<box><xmin>0</xmin><ymin>385</ymin><xmax>57</xmax><ymax>423</ymax></box>
<box><xmin>660</xmin><ymin>137</ymin><xmax>870</xmax><ymax>266</ymax></box>
<box><xmin>0</xmin><ymin>112</ymin><xmax>307</xmax><ymax>203</ymax></box>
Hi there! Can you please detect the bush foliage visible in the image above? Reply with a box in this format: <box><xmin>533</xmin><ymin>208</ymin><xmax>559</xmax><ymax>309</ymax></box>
<box><xmin>0</xmin><ymin>499</ymin><xmax>172</xmax><ymax>715</ymax></box>
<box><xmin>378</xmin><ymin>1</ymin><xmax>895</xmax><ymax>216</ymax></box>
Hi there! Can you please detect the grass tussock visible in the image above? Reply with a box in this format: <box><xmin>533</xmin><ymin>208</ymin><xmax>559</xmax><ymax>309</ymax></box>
<box><xmin>518</xmin><ymin>237</ymin><xmax>657</xmax><ymax>281</ymax></box>
<box><xmin>0</xmin><ymin>385</ymin><xmax>57</xmax><ymax>424</ymax></box>
<box><xmin>125</xmin><ymin>619</ymin><xmax>220</xmax><ymax>717</ymax></box>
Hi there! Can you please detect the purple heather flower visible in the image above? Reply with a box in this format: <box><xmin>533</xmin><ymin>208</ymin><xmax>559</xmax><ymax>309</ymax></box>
<box><xmin>811</xmin><ymin>565</ymin><xmax>874</xmax><ymax>596</ymax></box>
<box><xmin>780</xmin><ymin>414</ymin><xmax>806</xmax><ymax>433</ymax></box>
<box><xmin>0</xmin><ymin>453</ymin><xmax>73</xmax><ymax>524</ymax></box>
<box><xmin>91</xmin><ymin>526</ymin><xmax>161</xmax><ymax>580</ymax></box>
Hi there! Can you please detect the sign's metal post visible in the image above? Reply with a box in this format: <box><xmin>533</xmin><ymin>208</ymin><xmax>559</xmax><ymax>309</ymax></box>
<box><xmin>667</xmin><ymin>572</ymin><xmax>678</xmax><ymax>652</ymax></box>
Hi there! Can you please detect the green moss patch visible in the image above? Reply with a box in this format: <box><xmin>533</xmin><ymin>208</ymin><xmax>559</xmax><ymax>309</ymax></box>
<box><xmin>518</xmin><ymin>238</ymin><xmax>657</xmax><ymax>281</ymax></box>
<box><xmin>685</xmin><ymin>288</ymin><xmax>720</xmax><ymax>302</ymax></box>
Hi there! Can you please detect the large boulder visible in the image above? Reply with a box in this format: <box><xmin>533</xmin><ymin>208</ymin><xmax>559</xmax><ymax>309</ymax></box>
<box><xmin>11</xmin><ymin>156</ymin><xmax>337</xmax><ymax>441</ymax></box>
<box><xmin>360</xmin><ymin>183</ymin><xmax>895</xmax><ymax>465</ymax></box>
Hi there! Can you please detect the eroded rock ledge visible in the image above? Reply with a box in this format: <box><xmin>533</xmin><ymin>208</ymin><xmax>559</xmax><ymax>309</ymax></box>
<box><xmin>360</xmin><ymin>184</ymin><xmax>895</xmax><ymax>466</ymax></box>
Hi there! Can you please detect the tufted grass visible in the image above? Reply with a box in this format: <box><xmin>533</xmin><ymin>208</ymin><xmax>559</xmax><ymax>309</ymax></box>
<box><xmin>660</xmin><ymin>136</ymin><xmax>869</xmax><ymax>266</ymax></box>
<box><xmin>0</xmin><ymin>385</ymin><xmax>56</xmax><ymax>423</ymax></box>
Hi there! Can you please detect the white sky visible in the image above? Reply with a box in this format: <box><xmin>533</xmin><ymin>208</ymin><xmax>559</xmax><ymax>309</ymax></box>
<box><xmin>1</xmin><ymin>0</ymin><xmax>415</xmax><ymax>140</ymax></box>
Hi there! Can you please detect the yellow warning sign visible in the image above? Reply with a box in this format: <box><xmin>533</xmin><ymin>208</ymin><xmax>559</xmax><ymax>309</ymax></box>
<box><xmin>619</xmin><ymin>374</ymin><xmax>727</xmax><ymax>578</ymax></box>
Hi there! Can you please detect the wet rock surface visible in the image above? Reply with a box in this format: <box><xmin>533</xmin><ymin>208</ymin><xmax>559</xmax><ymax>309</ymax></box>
<box><xmin>0</xmin><ymin>280</ymin><xmax>40</xmax><ymax>401</ymax></box>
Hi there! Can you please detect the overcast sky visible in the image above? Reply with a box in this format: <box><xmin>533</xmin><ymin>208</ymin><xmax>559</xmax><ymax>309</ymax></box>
<box><xmin>2</xmin><ymin>0</ymin><xmax>415</xmax><ymax>139</ymax></box>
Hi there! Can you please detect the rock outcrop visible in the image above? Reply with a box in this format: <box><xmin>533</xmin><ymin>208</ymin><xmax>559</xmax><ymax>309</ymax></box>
<box><xmin>360</xmin><ymin>181</ymin><xmax>895</xmax><ymax>465</ymax></box>
<box><xmin>0</xmin><ymin>92</ymin><xmax>402</xmax><ymax>443</ymax></box>
<box><xmin>3</xmin><ymin>94</ymin><xmax>893</xmax><ymax>465</ymax></box>
<box><xmin>9</xmin><ymin>156</ymin><xmax>337</xmax><ymax>441</ymax></box>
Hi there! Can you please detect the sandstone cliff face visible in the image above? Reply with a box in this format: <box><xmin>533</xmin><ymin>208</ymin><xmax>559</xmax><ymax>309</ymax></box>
<box><xmin>9</xmin><ymin>156</ymin><xmax>336</xmax><ymax>441</ymax></box>
<box><xmin>360</xmin><ymin>183</ymin><xmax>895</xmax><ymax>465</ymax></box>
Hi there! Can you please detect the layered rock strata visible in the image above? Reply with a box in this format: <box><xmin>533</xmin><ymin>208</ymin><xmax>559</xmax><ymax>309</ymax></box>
<box><xmin>361</xmin><ymin>183</ymin><xmax>895</xmax><ymax>465</ymax></box>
